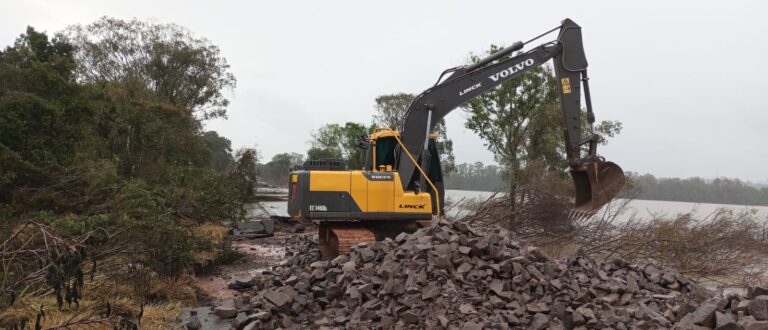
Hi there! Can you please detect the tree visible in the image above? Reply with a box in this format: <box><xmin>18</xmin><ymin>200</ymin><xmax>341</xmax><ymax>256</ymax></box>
<box><xmin>372</xmin><ymin>93</ymin><xmax>456</xmax><ymax>174</ymax></box>
<box><xmin>258</xmin><ymin>152</ymin><xmax>304</xmax><ymax>186</ymax></box>
<box><xmin>65</xmin><ymin>17</ymin><xmax>236</xmax><ymax>119</ymax></box>
<box><xmin>0</xmin><ymin>23</ymin><xmax>249</xmax><ymax>324</ymax></box>
<box><xmin>0</xmin><ymin>27</ymin><xmax>85</xmax><ymax>166</ymax></box>
<box><xmin>201</xmin><ymin>131</ymin><xmax>235</xmax><ymax>172</ymax></box>
<box><xmin>308</xmin><ymin>122</ymin><xmax>368</xmax><ymax>169</ymax></box>
<box><xmin>233</xmin><ymin>148</ymin><xmax>259</xmax><ymax>199</ymax></box>
<box><xmin>462</xmin><ymin>46</ymin><xmax>621</xmax><ymax>217</ymax></box>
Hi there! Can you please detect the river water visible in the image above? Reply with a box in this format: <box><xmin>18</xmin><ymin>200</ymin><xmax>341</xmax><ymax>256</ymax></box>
<box><xmin>444</xmin><ymin>189</ymin><xmax>768</xmax><ymax>221</ymax></box>
<box><xmin>256</xmin><ymin>188</ymin><xmax>768</xmax><ymax>221</ymax></box>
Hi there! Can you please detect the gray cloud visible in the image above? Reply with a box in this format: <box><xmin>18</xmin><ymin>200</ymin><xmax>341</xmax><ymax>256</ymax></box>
<box><xmin>2</xmin><ymin>0</ymin><xmax>765</xmax><ymax>182</ymax></box>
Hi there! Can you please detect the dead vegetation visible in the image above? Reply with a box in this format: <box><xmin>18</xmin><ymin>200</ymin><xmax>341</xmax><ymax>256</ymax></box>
<box><xmin>456</xmin><ymin>188</ymin><xmax>768</xmax><ymax>286</ymax></box>
<box><xmin>0</xmin><ymin>219</ymin><xmax>232</xmax><ymax>329</ymax></box>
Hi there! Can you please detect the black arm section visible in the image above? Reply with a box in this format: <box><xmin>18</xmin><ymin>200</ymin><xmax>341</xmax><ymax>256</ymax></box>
<box><xmin>396</xmin><ymin>18</ymin><xmax>592</xmax><ymax>190</ymax></box>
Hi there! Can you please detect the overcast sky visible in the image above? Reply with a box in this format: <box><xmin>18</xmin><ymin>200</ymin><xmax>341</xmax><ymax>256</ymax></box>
<box><xmin>3</xmin><ymin>0</ymin><xmax>767</xmax><ymax>182</ymax></box>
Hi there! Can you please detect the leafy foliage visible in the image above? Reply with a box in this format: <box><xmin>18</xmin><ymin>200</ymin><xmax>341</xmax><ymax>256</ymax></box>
<box><xmin>257</xmin><ymin>152</ymin><xmax>304</xmax><ymax>187</ymax></box>
<box><xmin>308</xmin><ymin>122</ymin><xmax>368</xmax><ymax>169</ymax></box>
<box><xmin>65</xmin><ymin>17</ymin><xmax>236</xmax><ymax>119</ymax></box>
<box><xmin>462</xmin><ymin>46</ymin><xmax>621</xmax><ymax>201</ymax></box>
<box><xmin>0</xmin><ymin>20</ymin><xmax>246</xmax><ymax>323</ymax></box>
<box><xmin>233</xmin><ymin>148</ymin><xmax>259</xmax><ymax>199</ymax></box>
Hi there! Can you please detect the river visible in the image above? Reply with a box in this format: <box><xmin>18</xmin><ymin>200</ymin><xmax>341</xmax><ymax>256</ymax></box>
<box><xmin>444</xmin><ymin>189</ymin><xmax>768</xmax><ymax>221</ymax></box>
<box><xmin>254</xmin><ymin>188</ymin><xmax>768</xmax><ymax>221</ymax></box>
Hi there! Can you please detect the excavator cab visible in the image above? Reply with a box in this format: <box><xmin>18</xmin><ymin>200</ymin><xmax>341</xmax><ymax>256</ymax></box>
<box><xmin>571</xmin><ymin>160</ymin><xmax>625</xmax><ymax>211</ymax></box>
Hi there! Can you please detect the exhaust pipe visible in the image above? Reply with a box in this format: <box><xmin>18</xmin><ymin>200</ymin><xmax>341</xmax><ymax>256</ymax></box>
<box><xmin>570</xmin><ymin>160</ymin><xmax>625</xmax><ymax>211</ymax></box>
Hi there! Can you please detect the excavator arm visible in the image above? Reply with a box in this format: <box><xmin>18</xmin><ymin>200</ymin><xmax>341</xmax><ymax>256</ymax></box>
<box><xmin>396</xmin><ymin>18</ymin><xmax>624</xmax><ymax>211</ymax></box>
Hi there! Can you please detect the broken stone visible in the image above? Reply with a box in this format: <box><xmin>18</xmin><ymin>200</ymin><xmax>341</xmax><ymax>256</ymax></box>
<box><xmin>459</xmin><ymin>303</ymin><xmax>476</xmax><ymax>314</ymax></box>
<box><xmin>341</xmin><ymin>261</ymin><xmax>356</xmax><ymax>273</ymax></box>
<box><xmin>692</xmin><ymin>303</ymin><xmax>718</xmax><ymax>327</ymax></box>
<box><xmin>185</xmin><ymin>314</ymin><xmax>201</xmax><ymax>330</ymax></box>
<box><xmin>237</xmin><ymin>219</ymin><xmax>737</xmax><ymax>329</ymax></box>
<box><xmin>402</xmin><ymin>310</ymin><xmax>419</xmax><ymax>324</ymax></box>
<box><xmin>232</xmin><ymin>312</ymin><xmax>250</xmax><ymax>330</ymax></box>
<box><xmin>749</xmin><ymin>296</ymin><xmax>768</xmax><ymax>321</ymax></box>
<box><xmin>716</xmin><ymin>311</ymin><xmax>736</xmax><ymax>328</ymax></box>
<box><xmin>530</xmin><ymin>313</ymin><xmax>550</xmax><ymax>329</ymax></box>
<box><xmin>213</xmin><ymin>306</ymin><xmax>238</xmax><ymax>319</ymax></box>
<box><xmin>263</xmin><ymin>290</ymin><xmax>291</xmax><ymax>308</ymax></box>
<box><xmin>750</xmin><ymin>287</ymin><xmax>768</xmax><ymax>299</ymax></box>
<box><xmin>228</xmin><ymin>276</ymin><xmax>256</xmax><ymax>290</ymax></box>
<box><xmin>250</xmin><ymin>311</ymin><xmax>271</xmax><ymax>321</ymax></box>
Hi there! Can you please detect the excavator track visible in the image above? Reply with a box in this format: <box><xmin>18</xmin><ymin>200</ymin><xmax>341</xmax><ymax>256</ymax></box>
<box><xmin>316</xmin><ymin>220</ymin><xmax>428</xmax><ymax>259</ymax></box>
<box><xmin>318</xmin><ymin>222</ymin><xmax>376</xmax><ymax>260</ymax></box>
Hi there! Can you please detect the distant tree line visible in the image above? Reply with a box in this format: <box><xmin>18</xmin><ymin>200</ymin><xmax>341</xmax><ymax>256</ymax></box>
<box><xmin>444</xmin><ymin>162</ymin><xmax>505</xmax><ymax>191</ymax></box>
<box><xmin>628</xmin><ymin>173</ymin><xmax>768</xmax><ymax>206</ymax></box>
<box><xmin>443</xmin><ymin>164</ymin><xmax>768</xmax><ymax>206</ymax></box>
<box><xmin>257</xmin><ymin>152</ymin><xmax>304</xmax><ymax>186</ymax></box>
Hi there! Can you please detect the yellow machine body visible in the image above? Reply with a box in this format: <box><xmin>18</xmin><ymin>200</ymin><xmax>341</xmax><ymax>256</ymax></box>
<box><xmin>287</xmin><ymin>129</ymin><xmax>436</xmax><ymax>222</ymax></box>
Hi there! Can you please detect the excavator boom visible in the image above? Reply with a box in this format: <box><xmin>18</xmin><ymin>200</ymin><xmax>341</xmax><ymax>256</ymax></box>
<box><xmin>396</xmin><ymin>18</ymin><xmax>624</xmax><ymax>211</ymax></box>
<box><xmin>288</xmin><ymin>18</ymin><xmax>625</xmax><ymax>259</ymax></box>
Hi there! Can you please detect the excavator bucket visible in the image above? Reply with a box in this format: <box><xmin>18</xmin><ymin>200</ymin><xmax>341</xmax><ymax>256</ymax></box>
<box><xmin>571</xmin><ymin>160</ymin><xmax>625</xmax><ymax>211</ymax></box>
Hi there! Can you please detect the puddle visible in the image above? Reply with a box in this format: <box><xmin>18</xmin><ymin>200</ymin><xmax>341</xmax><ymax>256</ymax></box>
<box><xmin>192</xmin><ymin>233</ymin><xmax>291</xmax><ymax>301</ymax></box>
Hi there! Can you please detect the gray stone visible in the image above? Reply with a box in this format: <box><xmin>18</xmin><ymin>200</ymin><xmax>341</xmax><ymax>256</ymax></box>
<box><xmin>213</xmin><ymin>306</ymin><xmax>238</xmax><ymax>319</ymax></box>
<box><xmin>227</xmin><ymin>276</ymin><xmax>255</xmax><ymax>290</ymax></box>
<box><xmin>421</xmin><ymin>282</ymin><xmax>439</xmax><ymax>300</ymax></box>
<box><xmin>358</xmin><ymin>247</ymin><xmax>376</xmax><ymax>262</ymax></box>
<box><xmin>530</xmin><ymin>313</ymin><xmax>550</xmax><ymax>330</ymax></box>
<box><xmin>402</xmin><ymin>311</ymin><xmax>419</xmax><ymax>324</ymax></box>
<box><xmin>184</xmin><ymin>316</ymin><xmax>201</xmax><ymax>330</ymax></box>
<box><xmin>526</xmin><ymin>264</ymin><xmax>546</xmax><ymax>281</ymax></box>
<box><xmin>459</xmin><ymin>303</ymin><xmax>476</xmax><ymax>314</ymax></box>
<box><xmin>341</xmin><ymin>261</ymin><xmax>356</xmax><ymax>273</ymax></box>
<box><xmin>263</xmin><ymin>290</ymin><xmax>291</xmax><ymax>308</ymax></box>
<box><xmin>310</xmin><ymin>260</ymin><xmax>329</xmax><ymax>269</ymax></box>
<box><xmin>236</xmin><ymin>219</ymin><xmax>274</xmax><ymax>238</ymax></box>
<box><xmin>232</xmin><ymin>312</ymin><xmax>250</xmax><ymax>330</ymax></box>
<box><xmin>714</xmin><ymin>322</ymin><xmax>745</xmax><ymax>330</ymax></box>
<box><xmin>438</xmin><ymin>315</ymin><xmax>449</xmax><ymax>327</ymax></box>
<box><xmin>452</xmin><ymin>221</ymin><xmax>469</xmax><ymax>233</ymax></box>
<box><xmin>738</xmin><ymin>300</ymin><xmax>753</xmax><ymax>312</ymax></box>
<box><xmin>750</xmin><ymin>287</ymin><xmax>768</xmax><ymax>299</ymax></box>
<box><xmin>489</xmin><ymin>279</ymin><xmax>504</xmax><ymax>296</ymax></box>
<box><xmin>462</xmin><ymin>321</ymin><xmax>483</xmax><ymax>330</ymax></box>
<box><xmin>717</xmin><ymin>311</ymin><xmax>737</xmax><ymax>328</ymax></box>
<box><xmin>691</xmin><ymin>303</ymin><xmax>718</xmax><ymax>327</ymax></box>
<box><xmin>250</xmin><ymin>311</ymin><xmax>271</xmax><ymax>321</ymax></box>
<box><xmin>749</xmin><ymin>296</ymin><xmax>768</xmax><ymax>321</ymax></box>
<box><xmin>746</xmin><ymin>321</ymin><xmax>768</xmax><ymax>330</ymax></box>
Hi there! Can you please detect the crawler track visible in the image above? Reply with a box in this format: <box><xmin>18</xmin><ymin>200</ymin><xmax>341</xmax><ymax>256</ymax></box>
<box><xmin>318</xmin><ymin>222</ymin><xmax>376</xmax><ymax>259</ymax></box>
<box><xmin>317</xmin><ymin>220</ymin><xmax>431</xmax><ymax>259</ymax></box>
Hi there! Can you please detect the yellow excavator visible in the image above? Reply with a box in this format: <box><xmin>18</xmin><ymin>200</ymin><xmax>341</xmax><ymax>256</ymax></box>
<box><xmin>288</xmin><ymin>18</ymin><xmax>625</xmax><ymax>259</ymax></box>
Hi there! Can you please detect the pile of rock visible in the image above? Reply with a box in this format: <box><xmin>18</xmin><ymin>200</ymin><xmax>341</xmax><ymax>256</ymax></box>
<box><xmin>199</xmin><ymin>219</ymin><xmax>768</xmax><ymax>329</ymax></box>
<box><xmin>280</xmin><ymin>233</ymin><xmax>321</xmax><ymax>269</ymax></box>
